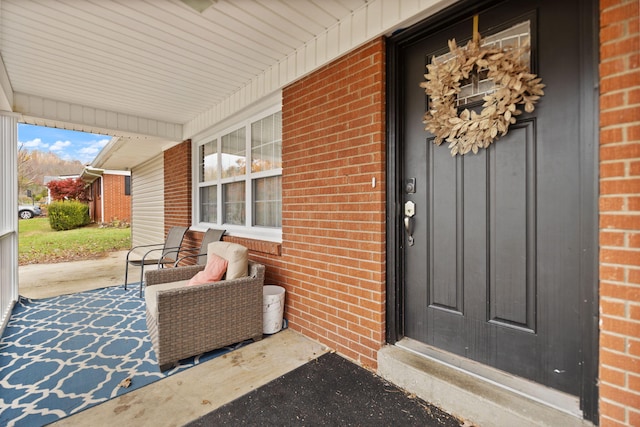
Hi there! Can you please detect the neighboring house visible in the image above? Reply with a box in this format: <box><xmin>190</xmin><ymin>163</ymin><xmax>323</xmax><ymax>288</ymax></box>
<box><xmin>0</xmin><ymin>1</ymin><xmax>638</xmax><ymax>425</ymax></box>
<box><xmin>80</xmin><ymin>167</ymin><xmax>131</xmax><ymax>225</ymax></box>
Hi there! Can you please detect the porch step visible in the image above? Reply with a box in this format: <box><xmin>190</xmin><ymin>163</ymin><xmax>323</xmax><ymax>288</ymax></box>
<box><xmin>377</xmin><ymin>345</ymin><xmax>595</xmax><ymax>427</ymax></box>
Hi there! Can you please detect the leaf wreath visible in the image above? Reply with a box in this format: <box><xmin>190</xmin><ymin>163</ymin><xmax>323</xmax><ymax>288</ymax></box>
<box><xmin>420</xmin><ymin>36</ymin><xmax>545</xmax><ymax>156</ymax></box>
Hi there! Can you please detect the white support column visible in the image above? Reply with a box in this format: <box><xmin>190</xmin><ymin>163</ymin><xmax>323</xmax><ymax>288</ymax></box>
<box><xmin>0</xmin><ymin>111</ymin><xmax>19</xmax><ymax>333</ymax></box>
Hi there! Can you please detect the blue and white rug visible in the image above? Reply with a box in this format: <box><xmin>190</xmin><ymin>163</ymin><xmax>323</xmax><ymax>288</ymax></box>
<box><xmin>0</xmin><ymin>286</ymin><xmax>250</xmax><ymax>427</ymax></box>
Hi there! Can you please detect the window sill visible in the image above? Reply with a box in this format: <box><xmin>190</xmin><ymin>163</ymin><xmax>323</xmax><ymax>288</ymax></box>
<box><xmin>222</xmin><ymin>235</ymin><xmax>281</xmax><ymax>256</ymax></box>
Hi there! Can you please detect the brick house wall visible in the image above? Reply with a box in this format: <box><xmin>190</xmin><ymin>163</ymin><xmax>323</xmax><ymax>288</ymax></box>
<box><xmin>598</xmin><ymin>0</ymin><xmax>640</xmax><ymax>425</ymax></box>
<box><xmin>87</xmin><ymin>173</ymin><xmax>131</xmax><ymax>224</ymax></box>
<box><xmin>101</xmin><ymin>174</ymin><xmax>130</xmax><ymax>224</ymax></box>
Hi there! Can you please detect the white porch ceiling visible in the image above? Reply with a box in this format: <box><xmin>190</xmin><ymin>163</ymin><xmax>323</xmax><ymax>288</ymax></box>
<box><xmin>0</xmin><ymin>0</ymin><xmax>452</xmax><ymax>168</ymax></box>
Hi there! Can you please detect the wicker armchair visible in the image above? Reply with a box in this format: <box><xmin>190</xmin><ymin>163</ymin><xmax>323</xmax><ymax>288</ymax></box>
<box><xmin>144</xmin><ymin>260</ymin><xmax>265</xmax><ymax>371</ymax></box>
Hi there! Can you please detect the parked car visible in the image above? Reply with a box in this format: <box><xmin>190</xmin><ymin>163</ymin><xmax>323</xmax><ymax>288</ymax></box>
<box><xmin>18</xmin><ymin>205</ymin><xmax>42</xmax><ymax>219</ymax></box>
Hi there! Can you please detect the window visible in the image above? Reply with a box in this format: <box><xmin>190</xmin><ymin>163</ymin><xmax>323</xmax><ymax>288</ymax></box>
<box><xmin>124</xmin><ymin>175</ymin><xmax>131</xmax><ymax>196</ymax></box>
<box><xmin>195</xmin><ymin>109</ymin><xmax>282</xmax><ymax>239</ymax></box>
<box><xmin>430</xmin><ymin>21</ymin><xmax>531</xmax><ymax>107</ymax></box>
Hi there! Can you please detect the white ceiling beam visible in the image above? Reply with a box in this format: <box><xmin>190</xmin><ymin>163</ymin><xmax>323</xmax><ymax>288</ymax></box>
<box><xmin>0</xmin><ymin>53</ymin><xmax>14</xmax><ymax>112</ymax></box>
<box><xmin>13</xmin><ymin>92</ymin><xmax>182</xmax><ymax>141</ymax></box>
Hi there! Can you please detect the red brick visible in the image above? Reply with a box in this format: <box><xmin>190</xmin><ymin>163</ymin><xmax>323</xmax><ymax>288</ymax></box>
<box><xmin>600</xmin><ymin>106</ymin><xmax>640</xmax><ymax>127</ymax></box>
<box><xmin>630</xmin><ymin>196</ymin><xmax>640</xmax><ymax>211</ymax></box>
<box><xmin>629</xmin><ymin>88</ymin><xmax>640</xmax><ymax>105</ymax></box>
<box><xmin>601</xmin><ymin>92</ymin><xmax>627</xmax><ymax>111</ymax></box>
<box><xmin>600</xmin><ymin>214</ymin><xmax>640</xmax><ymax>230</ymax></box>
<box><xmin>600</xmin><ymin>142</ymin><xmax>640</xmax><ymax>161</ymax></box>
<box><xmin>632</xmin><ymin>16</ymin><xmax>640</xmax><ymax>34</ymax></box>
<box><xmin>630</xmin><ymin>373</ymin><xmax>640</xmax><ymax>391</ymax></box>
<box><xmin>602</xmin><ymin>282</ymin><xmax>640</xmax><ymax>300</ymax></box>
<box><xmin>600</xmin><ymin>417</ymin><xmax>630</xmax><ymax>427</ymax></box>
<box><xmin>602</xmin><ymin>316</ymin><xmax>640</xmax><ymax>337</ymax></box>
<box><xmin>601</xmin><ymin>264</ymin><xmax>626</xmax><ymax>281</ymax></box>
<box><xmin>600</xmin><ymin>383</ymin><xmax>640</xmax><ymax>408</ymax></box>
<box><xmin>600</xmin><ymin>0</ymin><xmax>628</xmax><ymax>11</ymax></box>
<box><xmin>602</xmin><ymin>299</ymin><xmax>628</xmax><ymax>317</ymax></box>
<box><xmin>601</xmin><ymin>162</ymin><xmax>626</xmax><ymax>178</ymax></box>
<box><xmin>598</xmin><ymin>195</ymin><xmax>624</xmax><ymax>212</ymax></box>
<box><xmin>599</xmin><ymin>399</ymin><xmax>627</xmax><ymax>422</ymax></box>
<box><xmin>601</xmin><ymin>332</ymin><xmax>627</xmax><ymax>352</ymax></box>
<box><xmin>600</xmin><ymin>178</ymin><xmax>640</xmax><ymax>195</ymax></box>
<box><xmin>630</xmin><ymin>233</ymin><xmax>640</xmax><ymax>248</ymax></box>
<box><xmin>600</xmin><ymin>22</ymin><xmax>626</xmax><ymax>44</ymax></box>
<box><xmin>601</xmin><ymin>38</ymin><xmax>640</xmax><ymax>61</ymax></box>
<box><xmin>600</xmin><ymin>365</ymin><xmax>627</xmax><ymax>386</ymax></box>
<box><xmin>601</xmin><ymin>1</ymin><xmax>640</xmax><ymax>27</ymax></box>
<box><xmin>601</xmin><ymin>127</ymin><xmax>624</xmax><ymax>144</ymax></box>
<box><xmin>601</xmin><ymin>230</ymin><xmax>627</xmax><ymax>246</ymax></box>
<box><xmin>601</xmin><ymin>248</ymin><xmax>640</xmax><ymax>266</ymax></box>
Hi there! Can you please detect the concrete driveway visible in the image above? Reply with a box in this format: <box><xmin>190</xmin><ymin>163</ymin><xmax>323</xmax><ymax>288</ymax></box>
<box><xmin>19</xmin><ymin>250</ymin><xmax>139</xmax><ymax>299</ymax></box>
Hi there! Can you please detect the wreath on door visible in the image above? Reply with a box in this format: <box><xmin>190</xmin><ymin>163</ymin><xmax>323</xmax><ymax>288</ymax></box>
<box><xmin>420</xmin><ymin>35</ymin><xmax>545</xmax><ymax>156</ymax></box>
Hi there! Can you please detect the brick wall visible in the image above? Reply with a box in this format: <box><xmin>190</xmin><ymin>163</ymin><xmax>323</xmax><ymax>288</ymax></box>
<box><xmin>102</xmin><ymin>174</ymin><xmax>131</xmax><ymax>224</ymax></box>
<box><xmin>164</xmin><ymin>141</ymin><xmax>193</xmax><ymax>239</ymax></box>
<box><xmin>279</xmin><ymin>38</ymin><xmax>386</xmax><ymax>368</ymax></box>
<box><xmin>598</xmin><ymin>0</ymin><xmax>640</xmax><ymax>425</ymax></box>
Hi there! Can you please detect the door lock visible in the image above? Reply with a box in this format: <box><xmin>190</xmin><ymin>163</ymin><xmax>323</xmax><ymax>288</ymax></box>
<box><xmin>405</xmin><ymin>178</ymin><xmax>416</xmax><ymax>194</ymax></box>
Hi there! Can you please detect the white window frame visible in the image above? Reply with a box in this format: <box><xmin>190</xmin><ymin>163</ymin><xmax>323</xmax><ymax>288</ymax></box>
<box><xmin>192</xmin><ymin>102</ymin><xmax>282</xmax><ymax>242</ymax></box>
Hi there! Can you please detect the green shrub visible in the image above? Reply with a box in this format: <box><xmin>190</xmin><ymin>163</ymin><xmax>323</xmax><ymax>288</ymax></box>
<box><xmin>48</xmin><ymin>201</ymin><xmax>90</xmax><ymax>231</ymax></box>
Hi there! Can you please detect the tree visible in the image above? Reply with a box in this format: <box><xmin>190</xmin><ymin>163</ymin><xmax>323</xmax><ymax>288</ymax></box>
<box><xmin>46</xmin><ymin>177</ymin><xmax>88</xmax><ymax>202</ymax></box>
<box><xmin>18</xmin><ymin>145</ymin><xmax>38</xmax><ymax>196</ymax></box>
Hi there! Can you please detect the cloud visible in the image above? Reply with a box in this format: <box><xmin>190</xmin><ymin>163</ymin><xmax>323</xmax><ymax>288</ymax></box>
<box><xmin>19</xmin><ymin>138</ymin><xmax>49</xmax><ymax>149</ymax></box>
<box><xmin>77</xmin><ymin>138</ymin><xmax>111</xmax><ymax>162</ymax></box>
<box><xmin>79</xmin><ymin>146</ymin><xmax>99</xmax><ymax>156</ymax></box>
<box><xmin>49</xmin><ymin>140</ymin><xmax>72</xmax><ymax>152</ymax></box>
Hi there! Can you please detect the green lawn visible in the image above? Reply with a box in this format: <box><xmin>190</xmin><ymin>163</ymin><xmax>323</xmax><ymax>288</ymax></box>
<box><xmin>19</xmin><ymin>218</ymin><xmax>131</xmax><ymax>265</ymax></box>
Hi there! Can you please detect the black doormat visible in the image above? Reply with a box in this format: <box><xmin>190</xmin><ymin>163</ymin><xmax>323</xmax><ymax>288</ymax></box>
<box><xmin>185</xmin><ymin>352</ymin><xmax>463</xmax><ymax>426</ymax></box>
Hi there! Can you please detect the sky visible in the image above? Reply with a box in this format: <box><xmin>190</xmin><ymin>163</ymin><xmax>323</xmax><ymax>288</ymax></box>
<box><xmin>18</xmin><ymin>124</ymin><xmax>111</xmax><ymax>165</ymax></box>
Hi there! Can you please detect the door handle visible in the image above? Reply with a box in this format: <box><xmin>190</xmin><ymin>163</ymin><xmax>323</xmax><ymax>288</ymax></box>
<box><xmin>404</xmin><ymin>201</ymin><xmax>415</xmax><ymax>246</ymax></box>
<box><xmin>404</xmin><ymin>216</ymin><xmax>413</xmax><ymax>235</ymax></box>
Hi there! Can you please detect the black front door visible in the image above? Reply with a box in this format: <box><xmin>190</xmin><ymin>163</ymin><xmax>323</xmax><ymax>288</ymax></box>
<box><xmin>391</xmin><ymin>0</ymin><xmax>597</xmax><ymax>414</ymax></box>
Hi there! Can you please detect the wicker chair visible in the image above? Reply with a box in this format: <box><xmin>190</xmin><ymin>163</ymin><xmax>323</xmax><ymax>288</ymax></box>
<box><xmin>144</xmin><ymin>258</ymin><xmax>264</xmax><ymax>371</ymax></box>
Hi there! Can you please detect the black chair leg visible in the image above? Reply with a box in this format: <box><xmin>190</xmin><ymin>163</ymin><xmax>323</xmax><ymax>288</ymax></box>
<box><xmin>124</xmin><ymin>263</ymin><xmax>129</xmax><ymax>290</ymax></box>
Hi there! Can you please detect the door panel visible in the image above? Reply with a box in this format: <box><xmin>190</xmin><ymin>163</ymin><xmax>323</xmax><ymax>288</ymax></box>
<box><xmin>400</xmin><ymin>0</ymin><xmax>592</xmax><ymax>397</ymax></box>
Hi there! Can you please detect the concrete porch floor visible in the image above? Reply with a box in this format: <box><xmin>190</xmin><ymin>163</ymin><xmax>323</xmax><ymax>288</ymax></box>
<box><xmin>52</xmin><ymin>329</ymin><xmax>328</xmax><ymax>426</ymax></box>
<box><xmin>18</xmin><ymin>252</ymin><xmax>331</xmax><ymax>426</ymax></box>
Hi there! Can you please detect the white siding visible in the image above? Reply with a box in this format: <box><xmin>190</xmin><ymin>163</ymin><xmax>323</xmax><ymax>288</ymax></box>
<box><xmin>131</xmin><ymin>154</ymin><xmax>164</xmax><ymax>248</ymax></box>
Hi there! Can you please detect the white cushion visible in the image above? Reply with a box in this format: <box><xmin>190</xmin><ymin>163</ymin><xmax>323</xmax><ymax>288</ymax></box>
<box><xmin>207</xmin><ymin>242</ymin><xmax>248</xmax><ymax>280</ymax></box>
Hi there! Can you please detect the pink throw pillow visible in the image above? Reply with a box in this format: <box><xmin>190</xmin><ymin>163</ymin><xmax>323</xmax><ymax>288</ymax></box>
<box><xmin>186</xmin><ymin>253</ymin><xmax>228</xmax><ymax>286</ymax></box>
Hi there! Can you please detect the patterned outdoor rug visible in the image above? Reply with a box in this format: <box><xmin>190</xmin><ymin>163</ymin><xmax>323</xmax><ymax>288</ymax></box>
<box><xmin>0</xmin><ymin>286</ymin><xmax>250</xmax><ymax>427</ymax></box>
